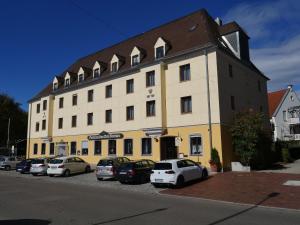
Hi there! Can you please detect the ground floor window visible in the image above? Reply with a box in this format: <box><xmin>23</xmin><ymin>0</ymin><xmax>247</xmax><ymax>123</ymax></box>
<box><xmin>142</xmin><ymin>138</ymin><xmax>152</xmax><ymax>155</ymax></box>
<box><xmin>190</xmin><ymin>135</ymin><xmax>202</xmax><ymax>155</ymax></box>
<box><xmin>108</xmin><ymin>140</ymin><xmax>116</xmax><ymax>155</ymax></box>
<box><xmin>41</xmin><ymin>143</ymin><xmax>46</xmax><ymax>155</ymax></box>
<box><xmin>33</xmin><ymin>144</ymin><xmax>38</xmax><ymax>155</ymax></box>
<box><xmin>124</xmin><ymin>139</ymin><xmax>133</xmax><ymax>155</ymax></box>
<box><xmin>81</xmin><ymin>141</ymin><xmax>88</xmax><ymax>155</ymax></box>
<box><xmin>49</xmin><ymin>143</ymin><xmax>55</xmax><ymax>155</ymax></box>
<box><xmin>70</xmin><ymin>142</ymin><xmax>77</xmax><ymax>155</ymax></box>
<box><xmin>94</xmin><ymin>141</ymin><xmax>101</xmax><ymax>155</ymax></box>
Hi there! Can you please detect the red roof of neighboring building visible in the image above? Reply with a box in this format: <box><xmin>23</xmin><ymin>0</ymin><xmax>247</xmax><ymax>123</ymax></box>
<box><xmin>268</xmin><ymin>89</ymin><xmax>288</xmax><ymax>117</ymax></box>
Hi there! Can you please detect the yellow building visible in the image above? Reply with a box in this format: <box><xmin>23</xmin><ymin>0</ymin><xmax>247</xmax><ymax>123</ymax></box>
<box><xmin>26</xmin><ymin>9</ymin><xmax>269</xmax><ymax>169</ymax></box>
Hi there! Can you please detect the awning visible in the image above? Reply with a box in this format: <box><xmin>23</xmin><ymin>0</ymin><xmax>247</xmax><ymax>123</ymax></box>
<box><xmin>142</xmin><ymin>128</ymin><xmax>167</xmax><ymax>137</ymax></box>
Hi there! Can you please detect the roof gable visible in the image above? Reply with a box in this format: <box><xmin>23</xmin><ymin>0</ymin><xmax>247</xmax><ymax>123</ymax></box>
<box><xmin>268</xmin><ymin>89</ymin><xmax>288</xmax><ymax>117</ymax></box>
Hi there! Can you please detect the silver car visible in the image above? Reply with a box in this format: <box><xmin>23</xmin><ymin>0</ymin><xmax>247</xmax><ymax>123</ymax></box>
<box><xmin>0</xmin><ymin>156</ymin><xmax>21</xmax><ymax>170</ymax></box>
<box><xmin>96</xmin><ymin>157</ymin><xmax>130</xmax><ymax>180</ymax></box>
<box><xmin>30</xmin><ymin>157</ymin><xmax>53</xmax><ymax>176</ymax></box>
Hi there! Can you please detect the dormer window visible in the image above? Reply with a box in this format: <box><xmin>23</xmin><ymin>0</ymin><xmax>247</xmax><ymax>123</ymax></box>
<box><xmin>52</xmin><ymin>77</ymin><xmax>59</xmax><ymax>91</ymax></box>
<box><xmin>53</xmin><ymin>82</ymin><xmax>58</xmax><ymax>90</ymax></box>
<box><xmin>78</xmin><ymin>74</ymin><xmax>84</xmax><ymax>83</ymax></box>
<box><xmin>111</xmin><ymin>62</ymin><xmax>118</xmax><ymax>73</ymax></box>
<box><xmin>94</xmin><ymin>68</ymin><xmax>100</xmax><ymax>78</ymax></box>
<box><xmin>156</xmin><ymin>46</ymin><xmax>164</xmax><ymax>59</ymax></box>
<box><xmin>65</xmin><ymin>78</ymin><xmax>70</xmax><ymax>87</ymax></box>
<box><xmin>132</xmin><ymin>55</ymin><xmax>139</xmax><ymax>66</ymax></box>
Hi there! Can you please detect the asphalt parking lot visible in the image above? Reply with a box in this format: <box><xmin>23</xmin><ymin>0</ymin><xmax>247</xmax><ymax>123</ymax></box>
<box><xmin>0</xmin><ymin>169</ymin><xmax>161</xmax><ymax>194</ymax></box>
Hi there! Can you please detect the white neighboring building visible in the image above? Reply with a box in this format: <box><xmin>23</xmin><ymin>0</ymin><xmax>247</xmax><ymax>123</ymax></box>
<box><xmin>268</xmin><ymin>85</ymin><xmax>300</xmax><ymax>141</ymax></box>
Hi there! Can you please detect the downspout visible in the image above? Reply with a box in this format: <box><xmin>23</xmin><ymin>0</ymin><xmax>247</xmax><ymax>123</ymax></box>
<box><xmin>27</xmin><ymin>103</ymin><xmax>32</xmax><ymax>159</ymax></box>
<box><xmin>205</xmin><ymin>49</ymin><xmax>213</xmax><ymax>161</ymax></box>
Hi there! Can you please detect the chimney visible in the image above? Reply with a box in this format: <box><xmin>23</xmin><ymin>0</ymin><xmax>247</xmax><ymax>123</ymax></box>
<box><xmin>288</xmin><ymin>84</ymin><xmax>293</xmax><ymax>89</ymax></box>
<box><xmin>215</xmin><ymin>17</ymin><xmax>222</xmax><ymax>26</ymax></box>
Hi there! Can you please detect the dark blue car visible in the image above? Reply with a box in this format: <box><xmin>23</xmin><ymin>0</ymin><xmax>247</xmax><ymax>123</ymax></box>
<box><xmin>16</xmin><ymin>159</ymin><xmax>32</xmax><ymax>173</ymax></box>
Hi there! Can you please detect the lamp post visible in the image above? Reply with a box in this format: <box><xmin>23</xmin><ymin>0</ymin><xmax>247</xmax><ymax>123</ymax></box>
<box><xmin>7</xmin><ymin>117</ymin><xmax>11</xmax><ymax>149</ymax></box>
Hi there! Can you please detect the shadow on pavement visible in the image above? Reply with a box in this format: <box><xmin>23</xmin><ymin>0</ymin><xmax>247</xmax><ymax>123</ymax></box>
<box><xmin>206</xmin><ymin>192</ymin><xmax>280</xmax><ymax>225</ymax></box>
<box><xmin>0</xmin><ymin>219</ymin><xmax>51</xmax><ymax>225</ymax></box>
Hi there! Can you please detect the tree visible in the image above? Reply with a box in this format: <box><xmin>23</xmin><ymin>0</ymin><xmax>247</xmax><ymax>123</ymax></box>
<box><xmin>0</xmin><ymin>93</ymin><xmax>27</xmax><ymax>155</ymax></box>
<box><xmin>230</xmin><ymin>111</ymin><xmax>267</xmax><ymax>167</ymax></box>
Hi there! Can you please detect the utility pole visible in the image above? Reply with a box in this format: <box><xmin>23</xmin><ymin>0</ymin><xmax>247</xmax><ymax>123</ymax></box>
<box><xmin>7</xmin><ymin>117</ymin><xmax>10</xmax><ymax>149</ymax></box>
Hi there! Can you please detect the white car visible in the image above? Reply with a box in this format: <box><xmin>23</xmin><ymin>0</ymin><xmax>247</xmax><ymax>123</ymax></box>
<box><xmin>0</xmin><ymin>156</ymin><xmax>21</xmax><ymax>170</ymax></box>
<box><xmin>150</xmin><ymin>159</ymin><xmax>208</xmax><ymax>187</ymax></box>
<box><xmin>47</xmin><ymin>156</ymin><xmax>91</xmax><ymax>177</ymax></box>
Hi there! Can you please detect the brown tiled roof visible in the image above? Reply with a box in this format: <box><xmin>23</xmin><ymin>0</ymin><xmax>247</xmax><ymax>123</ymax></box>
<box><xmin>29</xmin><ymin>9</ymin><xmax>263</xmax><ymax>102</ymax></box>
<box><xmin>268</xmin><ymin>89</ymin><xmax>288</xmax><ymax>117</ymax></box>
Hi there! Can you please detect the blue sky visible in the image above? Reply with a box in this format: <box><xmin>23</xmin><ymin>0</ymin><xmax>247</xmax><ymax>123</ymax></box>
<box><xmin>0</xmin><ymin>0</ymin><xmax>299</xmax><ymax>110</ymax></box>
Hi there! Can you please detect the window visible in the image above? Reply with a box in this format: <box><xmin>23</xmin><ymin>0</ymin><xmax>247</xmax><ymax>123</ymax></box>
<box><xmin>229</xmin><ymin>64</ymin><xmax>233</xmax><ymax>78</ymax></box>
<box><xmin>124</xmin><ymin>139</ymin><xmax>133</xmax><ymax>155</ymax></box>
<box><xmin>65</xmin><ymin>78</ymin><xmax>70</xmax><ymax>87</ymax></box>
<box><xmin>78</xmin><ymin>74</ymin><xmax>84</xmax><ymax>83</ymax></box>
<box><xmin>43</xmin><ymin>100</ymin><xmax>47</xmax><ymax>110</ymax></box>
<box><xmin>146</xmin><ymin>100</ymin><xmax>155</xmax><ymax>117</ymax></box>
<box><xmin>53</xmin><ymin>82</ymin><xmax>58</xmax><ymax>90</ymax></box>
<box><xmin>283</xmin><ymin>110</ymin><xmax>287</xmax><ymax>121</ymax></box>
<box><xmin>132</xmin><ymin>55</ymin><xmax>139</xmax><ymax>66</ymax></box>
<box><xmin>146</xmin><ymin>71</ymin><xmax>155</xmax><ymax>87</ymax></box>
<box><xmin>72</xmin><ymin>94</ymin><xmax>78</xmax><ymax>106</ymax></box>
<box><xmin>190</xmin><ymin>135</ymin><xmax>202</xmax><ymax>155</ymax></box>
<box><xmin>49</xmin><ymin>143</ymin><xmax>55</xmax><ymax>155</ymax></box>
<box><xmin>81</xmin><ymin>141</ymin><xmax>88</xmax><ymax>155</ymax></box>
<box><xmin>35</xmin><ymin>122</ymin><xmax>39</xmax><ymax>132</ymax></box>
<box><xmin>126</xmin><ymin>106</ymin><xmax>134</xmax><ymax>121</ymax></box>
<box><xmin>180</xmin><ymin>64</ymin><xmax>191</xmax><ymax>81</ymax></box>
<box><xmin>156</xmin><ymin>46</ymin><xmax>164</xmax><ymax>59</ymax></box>
<box><xmin>94</xmin><ymin>141</ymin><xmax>101</xmax><ymax>155</ymax></box>
<box><xmin>59</xmin><ymin>97</ymin><xmax>64</xmax><ymax>108</ymax></box>
<box><xmin>72</xmin><ymin>115</ymin><xmax>77</xmax><ymax>128</ymax></box>
<box><xmin>108</xmin><ymin>140</ymin><xmax>116</xmax><ymax>155</ymax></box>
<box><xmin>258</xmin><ymin>80</ymin><xmax>261</xmax><ymax>92</ymax></box>
<box><xmin>41</xmin><ymin>143</ymin><xmax>46</xmax><ymax>155</ymax></box>
<box><xmin>181</xmin><ymin>96</ymin><xmax>192</xmax><ymax>113</ymax></box>
<box><xmin>105</xmin><ymin>85</ymin><xmax>112</xmax><ymax>98</ymax></box>
<box><xmin>88</xmin><ymin>89</ymin><xmax>94</xmax><ymax>102</ymax></box>
<box><xmin>70</xmin><ymin>142</ymin><xmax>77</xmax><ymax>155</ymax></box>
<box><xmin>105</xmin><ymin>110</ymin><xmax>112</xmax><ymax>123</ymax></box>
<box><xmin>126</xmin><ymin>79</ymin><xmax>134</xmax><ymax>94</ymax></box>
<box><xmin>111</xmin><ymin>62</ymin><xmax>118</xmax><ymax>72</ymax></box>
<box><xmin>42</xmin><ymin>119</ymin><xmax>46</xmax><ymax>130</ymax></box>
<box><xmin>87</xmin><ymin>113</ymin><xmax>93</xmax><ymax>126</ymax></box>
<box><xmin>58</xmin><ymin>118</ymin><xmax>63</xmax><ymax>129</ymax></box>
<box><xmin>231</xmin><ymin>96</ymin><xmax>235</xmax><ymax>110</ymax></box>
<box><xmin>33</xmin><ymin>144</ymin><xmax>38</xmax><ymax>155</ymax></box>
<box><xmin>142</xmin><ymin>138</ymin><xmax>152</xmax><ymax>155</ymax></box>
<box><xmin>36</xmin><ymin>104</ymin><xmax>40</xmax><ymax>113</ymax></box>
<box><xmin>94</xmin><ymin>68</ymin><xmax>100</xmax><ymax>78</ymax></box>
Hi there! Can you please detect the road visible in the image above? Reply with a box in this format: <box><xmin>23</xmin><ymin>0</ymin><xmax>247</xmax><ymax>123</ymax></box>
<box><xmin>0</xmin><ymin>173</ymin><xmax>299</xmax><ymax>225</ymax></box>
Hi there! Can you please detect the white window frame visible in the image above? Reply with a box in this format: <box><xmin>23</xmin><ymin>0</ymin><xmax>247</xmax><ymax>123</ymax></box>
<box><xmin>189</xmin><ymin>134</ymin><xmax>203</xmax><ymax>156</ymax></box>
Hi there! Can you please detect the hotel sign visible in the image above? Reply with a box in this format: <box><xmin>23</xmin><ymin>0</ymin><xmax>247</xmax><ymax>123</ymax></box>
<box><xmin>88</xmin><ymin>131</ymin><xmax>123</xmax><ymax>140</ymax></box>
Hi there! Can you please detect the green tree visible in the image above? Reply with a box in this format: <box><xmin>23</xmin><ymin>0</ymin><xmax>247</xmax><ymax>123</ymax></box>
<box><xmin>230</xmin><ymin>111</ymin><xmax>267</xmax><ymax>166</ymax></box>
<box><xmin>0</xmin><ymin>93</ymin><xmax>27</xmax><ymax>155</ymax></box>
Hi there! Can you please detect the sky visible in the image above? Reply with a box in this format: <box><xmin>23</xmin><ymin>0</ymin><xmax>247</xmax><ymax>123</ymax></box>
<box><xmin>0</xmin><ymin>0</ymin><xmax>299</xmax><ymax>111</ymax></box>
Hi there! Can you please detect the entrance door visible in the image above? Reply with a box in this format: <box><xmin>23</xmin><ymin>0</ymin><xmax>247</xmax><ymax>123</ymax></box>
<box><xmin>57</xmin><ymin>144</ymin><xmax>67</xmax><ymax>156</ymax></box>
<box><xmin>160</xmin><ymin>137</ymin><xmax>178</xmax><ymax>160</ymax></box>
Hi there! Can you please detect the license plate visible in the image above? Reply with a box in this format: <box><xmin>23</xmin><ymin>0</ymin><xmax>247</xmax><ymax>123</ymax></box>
<box><xmin>51</xmin><ymin>166</ymin><xmax>57</xmax><ymax>169</ymax></box>
<box><xmin>119</xmin><ymin>172</ymin><xmax>126</xmax><ymax>175</ymax></box>
<box><xmin>155</xmin><ymin>179</ymin><xmax>163</xmax><ymax>182</ymax></box>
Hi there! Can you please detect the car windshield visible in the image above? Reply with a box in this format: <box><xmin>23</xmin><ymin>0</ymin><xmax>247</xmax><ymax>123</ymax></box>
<box><xmin>49</xmin><ymin>159</ymin><xmax>64</xmax><ymax>164</ymax></box>
<box><xmin>153</xmin><ymin>163</ymin><xmax>172</xmax><ymax>170</ymax></box>
<box><xmin>97</xmin><ymin>159</ymin><xmax>114</xmax><ymax>166</ymax></box>
<box><xmin>31</xmin><ymin>159</ymin><xmax>45</xmax><ymax>164</ymax></box>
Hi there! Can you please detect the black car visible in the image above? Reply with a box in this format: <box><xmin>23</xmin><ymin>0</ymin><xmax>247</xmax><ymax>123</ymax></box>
<box><xmin>16</xmin><ymin>159</ymin><xmax>32</xmax><ymax>174</ymax></box>
<box><xmin>116</xmin><ymin>159</ymin><xmax>155</xmax><ymax>184</ymax></box>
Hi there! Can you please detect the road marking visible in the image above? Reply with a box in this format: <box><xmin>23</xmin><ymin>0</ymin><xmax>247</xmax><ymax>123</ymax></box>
<box><xmin>283</xmin><ymin>180</ymin><xmax>300</xmax><ymax>186</ymax></box>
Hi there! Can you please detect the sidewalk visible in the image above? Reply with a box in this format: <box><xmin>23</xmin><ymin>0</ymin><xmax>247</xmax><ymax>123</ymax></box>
<box><xmin>161</xmin><ymin>172</ymin><xmax>300</xmax><ymax>210</ymax></box>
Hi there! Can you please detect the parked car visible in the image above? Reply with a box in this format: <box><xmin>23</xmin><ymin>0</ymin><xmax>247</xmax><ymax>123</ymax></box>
<box><xmin>116</xmin><ymin>159</ymin><xmax>155</xmax><ymax>184</ymax></box>
<box><xmin>0</xmin><ymin>156</ymin><xmax>21</xmax><ymax>170</ymax></box>
<box><xmin>47</xmin><ymin>156</ymin><xmax>91</xmax><ymax>177</ymax></box>
<box><xmin>16</xmin><ymin>159</ymin><xmax>33</xmax><ymax>173</ymax></box>
<box><xmin>150</xmin><ymin>159</ymin><xmax>208</xmax><ymax>187</ymax></box>
<box><xmin>95</xmin><ymin>157</ymin><xmax>130</xmax><ymax>180</ymax></box>
<box><xmin>30</xmin><ymin>157</ymin><xmax>53</xmax><ymax>176</ymax></box>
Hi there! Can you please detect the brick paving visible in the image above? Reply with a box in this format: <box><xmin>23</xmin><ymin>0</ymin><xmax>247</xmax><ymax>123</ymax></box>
<box><xmin>161</xmin><ymin>172</ymin><xmax>300</xmax><ymax>210</ymax></box>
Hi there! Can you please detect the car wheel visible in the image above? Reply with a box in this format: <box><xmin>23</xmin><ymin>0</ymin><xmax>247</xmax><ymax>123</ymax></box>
<box><xmin>64</xmin><ymin>169</ymin><xmax>71</xmax><ymax>177</ymax></box>
<box><xmin>85</xmin><ymin>166</ymin><xmax>91</xmax><ymax>173</ymax></box>
<box><xmin>5</xmin><ymin>165</ymin><xmax>11</xmax><ymax>171</ymax></box>
<box><xmin>32</xmin><ymin>173</ymin><xmax>37</xmax><ymax>176</ymax></box>
<box><xmin>202</xmin><ymin>169</ymin><xmax>208</xmax><ymax>180</ymax></box>
<box><xmin>97</xmin><ymin>177</ymin><xmax>103</xmax><ymax>181</ymax></box>
<box><xmin>49</xmin><ymin>174</ymin><xmax>54</xmax><ymax>177</ymax></box>
<box><xmin>152</xmin><ymin>183</ymin><xmax>160</xmax><ymax>188</ymax></box>
<box><xmin>176</xmin><ymin>175</ymin><xmax>185</xmax><ymax>188</ymax></box>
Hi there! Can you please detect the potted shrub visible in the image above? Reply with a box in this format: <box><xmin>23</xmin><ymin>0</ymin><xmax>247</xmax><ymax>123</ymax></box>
<box><xmin>209</xmin><ymin>148</ymin><xmax>221</xmax><ymax>172</ymax></box>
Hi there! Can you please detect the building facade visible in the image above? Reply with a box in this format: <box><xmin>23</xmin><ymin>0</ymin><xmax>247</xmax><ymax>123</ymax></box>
<box><xmin>268</xmin><ymin>85</ymin><xmax>300</xmax><ymax>141</ymax></box>
<box><xmin>26</xmin><ymin>9</ymin><xmax>269</xmax><ymax>169</ymax></box>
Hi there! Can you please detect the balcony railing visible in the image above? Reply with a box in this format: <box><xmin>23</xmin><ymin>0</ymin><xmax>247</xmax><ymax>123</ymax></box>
<box><xmin>289</xmin><ymin>117</ymin><xmax>300</xmax><ymax>125</ymax></box>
